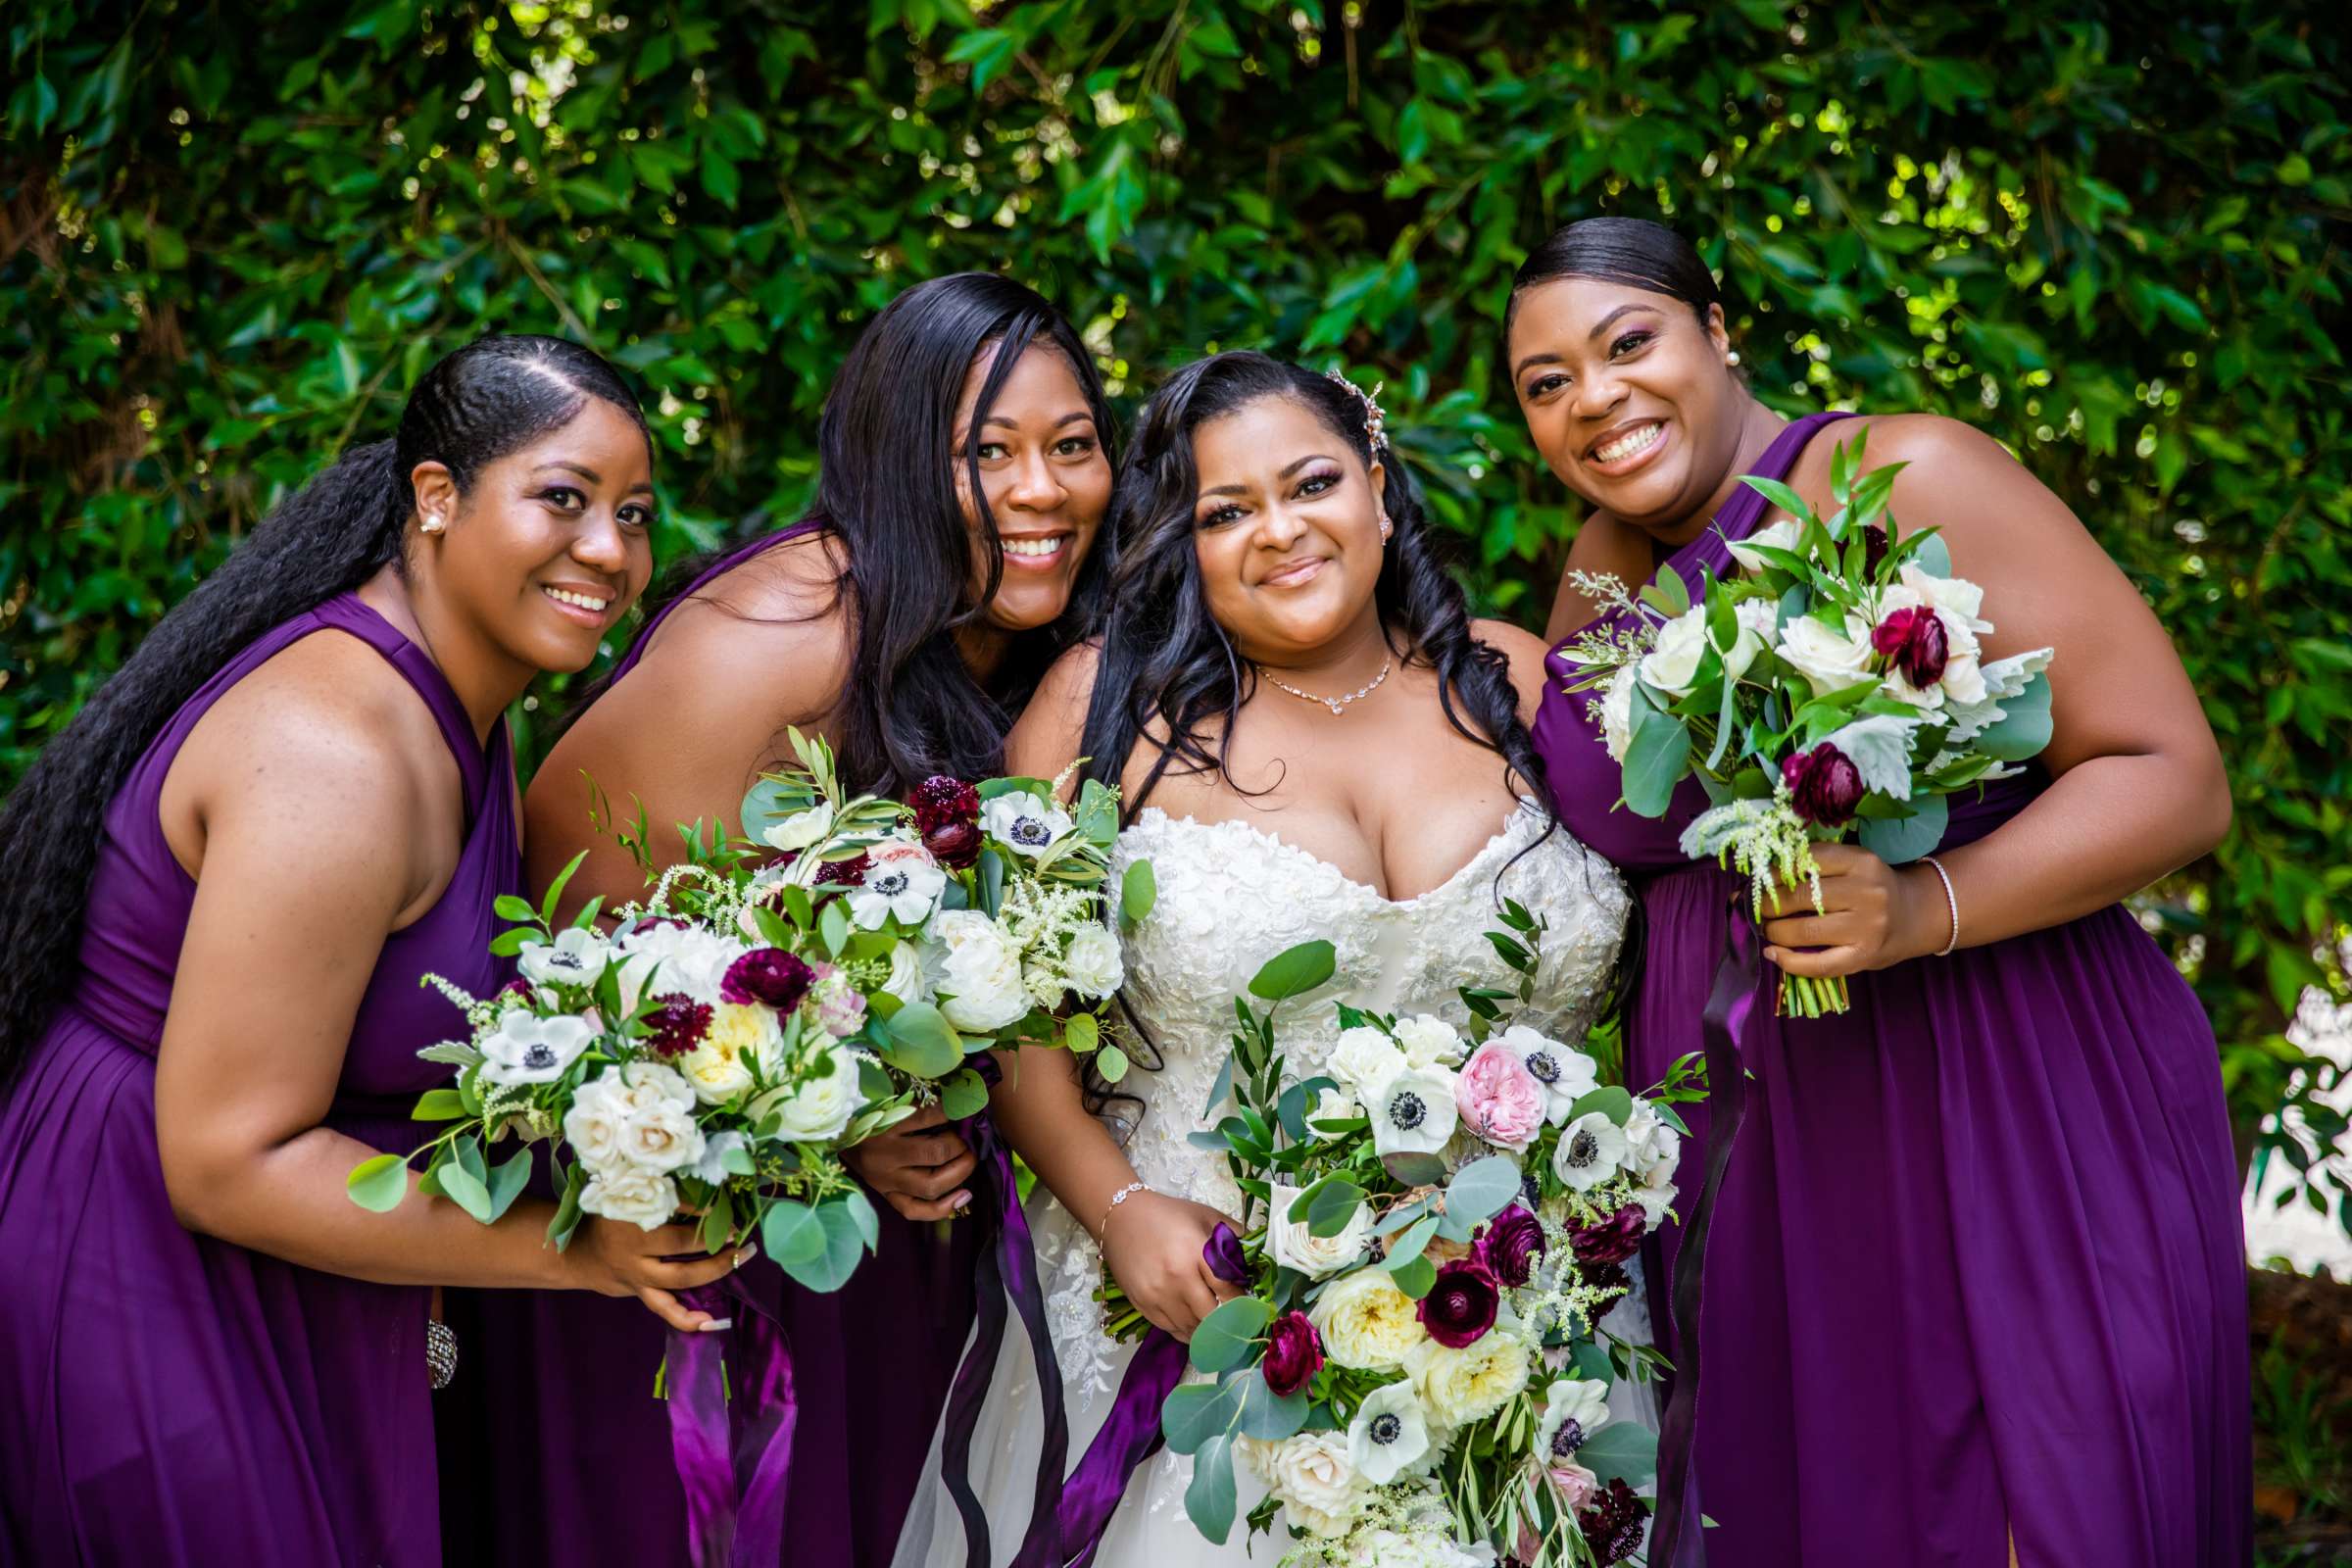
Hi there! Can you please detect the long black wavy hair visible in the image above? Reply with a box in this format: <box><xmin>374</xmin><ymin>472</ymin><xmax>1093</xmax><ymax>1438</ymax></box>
<box><xmin>0</xmin><ymin>334</ymin><xmax>650</xmax><ymax>1094</ymax></box>
<box><xmin>593</xmin><ymin>272</ymin><xmax>1118</xmax><ymax>798</ymax></box>
<box><xmin>1079</xmin><ymin>350</ymin><xmax>1545</xmax><ymax>817</ymax></box>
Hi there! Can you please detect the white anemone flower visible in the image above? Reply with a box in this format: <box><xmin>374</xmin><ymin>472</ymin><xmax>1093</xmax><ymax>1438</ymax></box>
<box><xmin>1347</xmin><ymin>1380</ymin><xmax>1434</xmax><ymax>1484</ymax></box>
<box><xmin>846</xmin><ymin>839</ymin><xmax>948</xmax><ymax>929</ymax></box>
<box><xmin>1534</xmin><ymin>1377</ymin><xmax>1613</xmax><ymax>1465</ymax></box>
<box><xmin>1364</xmin><ymin>1065</ymin><xmax>1459</xmax><ymax>1156</ymax></box>
<box><xmin>1495</xmin><ymin>1023</ymin><xmax>1598</xmax><ymax>1126</ymax></box>
<box><xmin>980</xmin><ymin>791</ymin><xmax>1073</xmax><ymax>858</ymax></box>
<box><xmin>517</xmin><ymin>925</ymin><xmax>611</xmax><ymax>990</ymax></box>
<box><xmin>479</xmin><ymin>1012</ymin><xmax>596</xmax><ymax>1086</ymax></box>
<box><xmin>1550</xmin><ymin>1110</ymin><xmax>1630</xmax><ymax>1193</ymax></box>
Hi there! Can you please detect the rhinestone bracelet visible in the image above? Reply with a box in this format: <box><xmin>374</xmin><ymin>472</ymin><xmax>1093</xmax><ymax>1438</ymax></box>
<box><xmin>1097</xmin><ymin>1181</ymin><xmax>1149</xmax><ymax>1242</ymax></box>
<box><xmin>1921</xmin><ymin>855</ymin><xmax>1960</xmax><ymax>958</ymax></box>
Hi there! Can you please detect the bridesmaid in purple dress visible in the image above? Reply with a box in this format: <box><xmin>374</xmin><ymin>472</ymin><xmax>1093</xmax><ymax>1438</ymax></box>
<box><xmin>0</xmin><ymin>335</ymin><xmax>745</xmax><ymax>1567</ymax></box>
<box><xmin>1507</xmin><ymin>220</ymin><xmax>2248</xmax><ymax>1567</ymax></box>
<box><xmin>440</xmin><ymin>274</ymin><xmax>1117</xmax><ymax>1568</ymax></box>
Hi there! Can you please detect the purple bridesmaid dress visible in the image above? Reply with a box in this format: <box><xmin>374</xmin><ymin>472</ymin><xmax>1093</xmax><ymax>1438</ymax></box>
<box><xmin>438</xmin><ymin>523</ymin><xmax>983</xmax><ymax>1568</ymax></box>
<box><xmin>1532</xmin><ymin>413</ymin><xmax>2250</xmax><ymax>1566</ymax></box>
<box><xmin>0</xmin><ymin>593</ymin><xmax>517</xmax><ymax>1566</ymax></box>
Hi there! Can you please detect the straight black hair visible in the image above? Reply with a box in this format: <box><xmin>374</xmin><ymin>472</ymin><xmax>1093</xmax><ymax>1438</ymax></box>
<box><xmin>594</xmin><ymin>272</ymin><xmax>1117</xmax><ymax>798</ymax></box>
<box><xmin>0</xmin><ymin>334</ymin><xmax>649</xmax><ymax>1094</ymax></box>
<box><xmin>1506</xmin><ymin>216</ymin><xmax>1721</xmax><ymax>334</ymax></box>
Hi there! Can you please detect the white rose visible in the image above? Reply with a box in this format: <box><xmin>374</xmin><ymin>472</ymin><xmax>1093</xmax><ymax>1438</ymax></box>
<box><xmin>518</xmin><ymin>925</ymin><xmax>611</xmax><ymax>989</ymax></box>
<box><xmin>1347</xmin><ymin>1379</ymin><xmax>1434</xmax><ymax>1485</ymax></box>
<box><xmin>1636</xmin><ymin>606</ymin><xmax>1708</xmax><ymax>698</ymax></box>
<box><xmin>1060</xmin><ymin>924</ymin><xmax>1126</xmax><ymax>1001</ymax></box>
<box><xmin>480</xmin><ymin>1013</ymin><xmax>595</xmax><ymax>1086</ymax></box>
<box><xmin>846</xmin><ymin>838</ymin><xmax>947</xmax><ymax>929</ymax></box>
<box><xmin>1551</xmin><ymin>1109</ymin><xmax>1631</xmax><ymax>1193</ymax></box>
<box><xmin>579</xmin><ymin>1165</ymin><xmax>678</xmax><ymax>1231</ymax></box>
<box><xmin>1268</xmin><ymin>1182</ymin><xmax>1373</xmax><ymax>1278</ymax></box>
<box><xmin>614</xmin><ymin>924</ymin><xmax>741</xmax><ymax>1009</ymax></box>
<box><xmin>676</xmin><ymin>1002</ymin><xmax>781</xmax><ymax>1106</ymax></box>
<box><xmin>1327</xmin><ymin>1025</ymin><xmax>1408</xmax><ymax>1096</ymax></box>
<box><xmin>562</xmin><ymin>1070</ymin><xmax>633</xmax><ymax>1172</ymax></box>
<box><xmin>880</xmin><ymin>941</ymin><xmax>931</xmax><ymax>1005</ymax></box>
<box><xmin>620</xmin><ymin>1098</ymin><xmax>706</xmax><ymax>1175</ymax></box>
<box><xmin>1309</xmin><ymin>1086</ymin><xmax>1360</xmax><ymax>1125</ymax></box>
<box><xmin>1365</xmin><ymin>1065</ymin><xmax>1459</xmax><ymax>1156</ymax></box>
<box><xmin>1309</xmin><ymin>1268</ymin><xmax>1429</xmax><ymax>1371</ymax></box>
<box><xmin>760</xmin><ymin>802</ymin><xmax>835</xmax><ymax>853</ymax></box>
<box><xmin>1775</xmin><ymin>611</ymin><xmax>1877</xmax><ymax>697</ymax></box>
<box><xmin>1496</xmin><ymin>1023</ymin><xmax>1597</xmax><ymax>1126</ymax></box>
<box><xmin>610</xmin><ymin>1059</ymin><xmax>697</xmax><ymax>1115</ymax></box>
<box><xmin>1895</xmin><ymin>563</ymin><xmax>1992</xmax><ymax>633</ymax></box>
<box><xmin>1638</xmin><ymin>1123</ymin><xmax>1682</xmax><ymax>1189</ymax></box>
<box><xmin>1392</xmin><ymin>1014</ymin><xmax>1464</xmax><ymax>1070</ymax></box>
<box><xmin>1872</xmin><ymin>574</ymin><xmax>1989</xmax><ymax>709</ymax></box>
<box><xmin>1726</xmin><ymin>516</ymin><xmax>1804</xmax><ymax>573</ymax></box>
<box><xmin>1596</xmin><ymin>664</ymin><xmax>1638</xmax><ymax>762</ymax></box>
<box><xmin>1405</xmin><ymin>1332</ymin><xmax>1532</xmax><ymax>1427</ymax></box>
<box><xmin>752</xmin><ymin>1045</ymin><xmax>865</xmax><ymax>1143</ymax></box>
<box><xmin>1250</xmin><ymin>1432</ymin><xmax>1364</xmax><ymax>1539</ymax></box>
<box><xmin>924</xmin><ymin>910</ymin><xmax>1031</xmax><ymax>1032</ymax></box>
<box><xmin>980</xmin><ymin>791</ymin><xmax>1073</xmax><ymax>859</ymax></box>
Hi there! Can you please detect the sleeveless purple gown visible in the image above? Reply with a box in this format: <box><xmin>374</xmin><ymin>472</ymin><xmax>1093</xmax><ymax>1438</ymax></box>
<box><xmin>438</xmin><ymin>523</ymin><xmax>983</xmax><ymax>1568</ymax></box>
<box><xmin>0</xmin><ymin>593</ymin><xmax>515</xmax><ymax>1566</ymax></box>
<box><xmin>1532</xmin><ymin>413</ymin><xmax>2250</xmax><ymax>1566</ymax></box>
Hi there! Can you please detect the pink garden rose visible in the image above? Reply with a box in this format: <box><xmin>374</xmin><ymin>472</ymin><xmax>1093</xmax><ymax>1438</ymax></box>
<box><xmin>1548</xmin><ymin>1462</ymin><xmax>1600</xmax><ymax>1512</ymax></box>
<box><xmin>1455</xmin><ymin>1040</ymin><xmax>1546</xmax><ymax>1151</ymax></box>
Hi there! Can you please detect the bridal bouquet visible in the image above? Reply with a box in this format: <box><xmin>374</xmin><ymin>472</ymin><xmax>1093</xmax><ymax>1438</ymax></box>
<box><xmin>1560</xmin><ymin>433</ymin><xmax>2054</xmax><ymax>1015</ymax></box>
<box><xmin>347</xmin><ymin>731</ymin><xmax>1152</xmax><ymax>1294</ymax></box>
<box><xmin>1106</xmin><ymin>908</ymin><xmax>1697</xmax><ymax>1567</ymax></box>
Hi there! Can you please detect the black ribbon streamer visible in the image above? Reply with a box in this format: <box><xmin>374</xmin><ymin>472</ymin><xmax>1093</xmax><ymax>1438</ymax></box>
<box><xmin>1648</xmin><ymin>896</ymin><xmax>1759</xmax><ymax>1567</ymax></box>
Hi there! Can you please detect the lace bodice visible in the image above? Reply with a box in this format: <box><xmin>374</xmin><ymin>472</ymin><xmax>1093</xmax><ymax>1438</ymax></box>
<box><xmin>1034</xmin><ymin>798</ymin><xmax>1632</xmax><ymax>1414</ymax></box>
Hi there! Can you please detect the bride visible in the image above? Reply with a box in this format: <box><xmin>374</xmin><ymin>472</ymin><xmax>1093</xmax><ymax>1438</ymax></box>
<box><xmin>896</xmin><ymin>352</ymin><xmax>1642</xmax><ymax>1567</ymax></box>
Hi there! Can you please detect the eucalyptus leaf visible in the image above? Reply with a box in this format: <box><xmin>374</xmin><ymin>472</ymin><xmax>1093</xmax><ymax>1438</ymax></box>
<box><xmin>1189</xmin><ymin>1295</ymin><xmax>1273</xmax><ymax>1373</ymax></box>
<box><xmin>1250</xmin><ymin>941</ymin><xmax>1336</xmax><ymax>1001</ymax></box>
<box><xmin>346</xmin><ymin>1152</ymin><xmax>410</xmax><ymax>1212</ymax></box>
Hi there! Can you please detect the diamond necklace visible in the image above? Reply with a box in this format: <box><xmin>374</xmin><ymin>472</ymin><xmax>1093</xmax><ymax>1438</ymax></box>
<box><xmin>1256</xmin><ymin>656</ymin><xmax>1395</xmax><ymax>716</ymax></box>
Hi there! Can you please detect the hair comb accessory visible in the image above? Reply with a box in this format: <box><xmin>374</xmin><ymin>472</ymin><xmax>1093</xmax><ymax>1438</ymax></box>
<box><xmin>1321</xmin><ymin>369</ymin><xmax>1391</xmax><ymax>455</ymax></box>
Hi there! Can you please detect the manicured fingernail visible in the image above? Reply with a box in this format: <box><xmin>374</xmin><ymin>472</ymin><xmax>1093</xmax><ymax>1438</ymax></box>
<box><xmin>951</xmin><ymin>1191</ymin><xmax>973</xmax><ymax>1211</ymax></box>
<box><xmin>734</xmin><ymin>1245</ymin><xmax>759</xmax><ymax>1267</ymax></box>
<box><xmin>700</xmin><ymin>1317</ymin><xmax>733</xmax><ymax>1333</ymax></box>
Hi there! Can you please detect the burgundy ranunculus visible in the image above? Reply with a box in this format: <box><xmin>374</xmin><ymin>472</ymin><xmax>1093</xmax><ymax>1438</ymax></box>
<box><xmin>1582</xmin><ymin>1258</ymin><xmax>1632</xmax><ymax>1298</ymax></box>
<box><xmin>1578</xmin><ymin>1478</ymin><xmax>1652</xmax><ymax>1566</ymax></box>
<box><xmin>921</xmin><ymin>818</ymin><xmax>982</xmax><ymax>869</ymax></box>
<box><xmin>1871</xmin><ymin>604</ymin><xmax>1950</xmax><ymax>688</ymax></box>
<box><xmin>722</xmin><ymin>947</ymin><xmax>815</xmax><ymax>1011</ymax></box>
<box><xmin>1567</xmin><ymin>1203</ymin><xmax>1645</xmax><ymax>1266</ymax></box>
<box><xmin>644</xmin><ymin>993</ymin><xmax>713</xmax><ymax>1057</ymax></box>
<box><xmin>1475</xmin><ymin>1203</ymin><xmax>1547</xmax><ymax>1289</ymax></box>
<box><xmin>1861</xmin><ymin>523</ymin><xmax>1890</xmax><ymax>574</ymax></box>
<box><xmin>1260</xmin><ymin>1311</ymin><xmax>1323</xmax><ymax>1396</ymax></box>
<box><xmin>1780</xmin><ymin>742</ymin><xmax>1866</xmax><ymax>828</ymax></box>
<box><xmin>1416</xmin><ymin>1259</ymin><xmax>1501</xmax><ymax>1348</ymax></box>
<box><xmin>813</xmin><ymin>852</ymin><xmax>870</xmax><ymax>887</ymax></box>
<box><xmin>909</xmin><ymin>775</ymin><xmax>981</xmax><ymax>834</ymax></box>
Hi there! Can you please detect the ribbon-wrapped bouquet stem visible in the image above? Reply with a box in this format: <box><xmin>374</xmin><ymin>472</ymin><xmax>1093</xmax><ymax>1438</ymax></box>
<box><xmin>1560</xmin><ymin>433</ymin><xmax>2055</xmax><ymax>1016</ymax></box>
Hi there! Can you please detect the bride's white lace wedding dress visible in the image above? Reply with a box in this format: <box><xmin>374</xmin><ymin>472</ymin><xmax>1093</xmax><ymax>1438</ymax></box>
<box><xmin>893</xmin><ymin>798</ymin><xmax>1641</xmax><ymax>1568</ymax></box>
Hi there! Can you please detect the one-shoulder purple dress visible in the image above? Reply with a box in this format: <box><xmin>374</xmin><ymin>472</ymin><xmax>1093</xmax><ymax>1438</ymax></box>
<box><xmin>438</xmin><ymin>523</ymin><xmax>983</xmax><ymax>1568</ymax></box>
<box><xmin>1533</xmin><ymin>413</ymin><xmax>2250</xmax><ymax>1566</ymax></box>
<box><xmin>0</xmin><ymin>593</ymin><xmax>515</xmax><ymax>1566</ymax></box>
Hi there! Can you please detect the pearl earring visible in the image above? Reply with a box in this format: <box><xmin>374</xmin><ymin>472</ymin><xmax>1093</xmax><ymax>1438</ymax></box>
<box><xmin>420</xmin><ymin>514</ymin><xmax>445</xmax><ymax>534</ymax></box>
<box><xmin>1725</xmin><ymin>351</ymin><xmax>1742</xmax><ymax>367</ymax></box>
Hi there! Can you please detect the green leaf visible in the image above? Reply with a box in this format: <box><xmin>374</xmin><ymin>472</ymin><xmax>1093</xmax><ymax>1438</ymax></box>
<box><xmin>1235</xmin><ymin>1372</ymin><xmax>1311</xmax><ymax>1439</ymax></box>
<box><xmin>1122</xmin><ymin>858</ymin><xmax>1157</xmax><ymax>928</ymax></box>
<box><xmin>1390</xmin><ymin>1254</ymin><xmax>1438</xmax><ymax>1298</ymax></box>
<box><xmin>412</xmin><ymin>1088</ymin><xmax>467</xmax><ymax>1120</ymax></box>
<box><xmin>1622</xmin><ymin>686</ymin><xmax>1692</xmax><ymax>817</ymax></box>
<box><xmin>763</xmin><ymin>1200</ymin><xmax>827</xmax><ymax>1269</ymax></box>
<box><xmin>1566</xmin><ymin>1085</ymin><xmax>1635</xmax><ymax>1127</ymax></box>
<box><xmin>1189</xmin><ymin>1295</ymin><xmax>1273</xmax><ymax>1373</ymax></box>
<box><xmin>485</xmin><ymin>1146</ymin><xmax>534</xmax><ymax>1222</ymax></box>
<box><xmin>878</xmin><ymin>1001</ymin><xmax>963</xmax><ymax>1077</ymax></box>
<box><xmin>774</xmin><ymin>1200</ymin><xmax>868</xmax><ymax>1293</ymax></box>
<box><xmin>1306</xmin><ymin>1179</ymin><xmax>1367</xmax><ymax>1238</ymax></box>
<box><xmin>1162</xmin><ymin>1377</ymin><xmax>1246</xmax><ymax>1454</ymax></box>
<box><xmin>1576</xmin><ymin>1421</ymin><xmax>1659</xmax><ymax>1487</ymax></box>
<box><xmin>1443</xmin><ymin>1155</ymin><xmax>1520</xmax><ymax>1224</ymax></box>
<box><xmin>1856</xmin><ymin>794</ymin><xmax>1948</xmax><ymax>866</ymax></box>
<box><xmin>346</xmin><ymin>1152</ymin><xmax>411</xmax><ymax>1212</ymax></box>
<box><xmin>818</xmin><ymin>899</ymin><xmax>852</xmax><ymax>956</ymax></box>
<box><xmin>539</xmin><ymin>851</ymin><xmax>587</xmax><ymax>929</ymax></box>
<box><xmin>494</xmin><ymin>894</ymin><xmax>539</xmax><ymax>923</ymax></box>
<box><xmin>1382</xmin><ymin>1212</ymin><xmax>1441</xmax><ymax>1271</ymax></box>
<box><xmin>1975</xmin><ymin>672</ymin><xmax>2054</xmax><ymax>760</ymax></box>
<box><xmin>1096</xmin><ymin>1044</ymin><xmax>1131</xmax><ymax>1083</ymax></box>
<box><xmin>438</xmin><ymin>1159</ymin><xmax>494</xmax><ymax>1223</ymax></box>
<box><xmin>940</xmin><ymin>1066</ymin><xmax>990</xmax><ymax>1119</ymax></box>
<box><xmin>1185</xmin><ymin>1434</ymin><xmax>1239</xmax><ymax>1544</ymax></box>
<box><xmin>1250</xmin><ymin>941</ymin><xmax>1336</xmax><ymax>1001</ymax></box>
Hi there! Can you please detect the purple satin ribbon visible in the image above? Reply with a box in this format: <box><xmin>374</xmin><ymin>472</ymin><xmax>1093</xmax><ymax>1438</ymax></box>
<box><xmin>940</xmin><ymin>1058</ymin><xmax>1069</xmax><ymax>1568</ymax></box>
<box><xmin>1646</xmin><ymin>898</ymin><xmax>1760</xmax><ymax>1567</ymax></box>
<box><xmin>1026</xmin><ymin>1222</ymin><xmax>1247</xmax><ymax>1568</ymax></box>
<box><xmin>666</xmin><ymin>1273</ymin><xmax>798</xmax><ymax>1568</ymax></box>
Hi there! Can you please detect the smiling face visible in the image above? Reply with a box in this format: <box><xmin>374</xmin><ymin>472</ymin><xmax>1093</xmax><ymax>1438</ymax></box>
<box><xmin>1507</xmin><ymin>276</ymin><xmax>1744</xmax><ymax>535</ymax></box>
<box><xmin>952</xmin><ymin>342</ymin><xmax>1112</xmax><ymax>637</ymax></box>
<box><xmin>1189</xmin><ymin>393</ymin><xmax>1389</xmax><ymax>665</ymax></box>
<box><xmin>410</xmin><ymin>395</ymin><xmax>657</xmax><ymax>677</ymax></box>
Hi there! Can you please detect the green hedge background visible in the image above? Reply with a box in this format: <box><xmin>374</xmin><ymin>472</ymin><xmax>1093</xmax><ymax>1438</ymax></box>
<box><xmin>5</xmin><ymin>1</ymin><xmax>2348</xmax><ymax>1215</ymax></box>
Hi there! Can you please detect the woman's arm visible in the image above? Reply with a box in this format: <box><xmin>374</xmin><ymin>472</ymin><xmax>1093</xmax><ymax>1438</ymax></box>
<box><xmin>152</xmin><ymin>692</ymin><xmax>742</xmax><ymax>1332</ymax></box>
<box><xmin>1760</xmin><ymin>415</ymin><xmax>2231</xmax><ymax>976</ymax></box>
<box><xmin>983</xmin><ymin>644</ymin><xmax>1240</xmax><ymax>1340</ymax></box>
